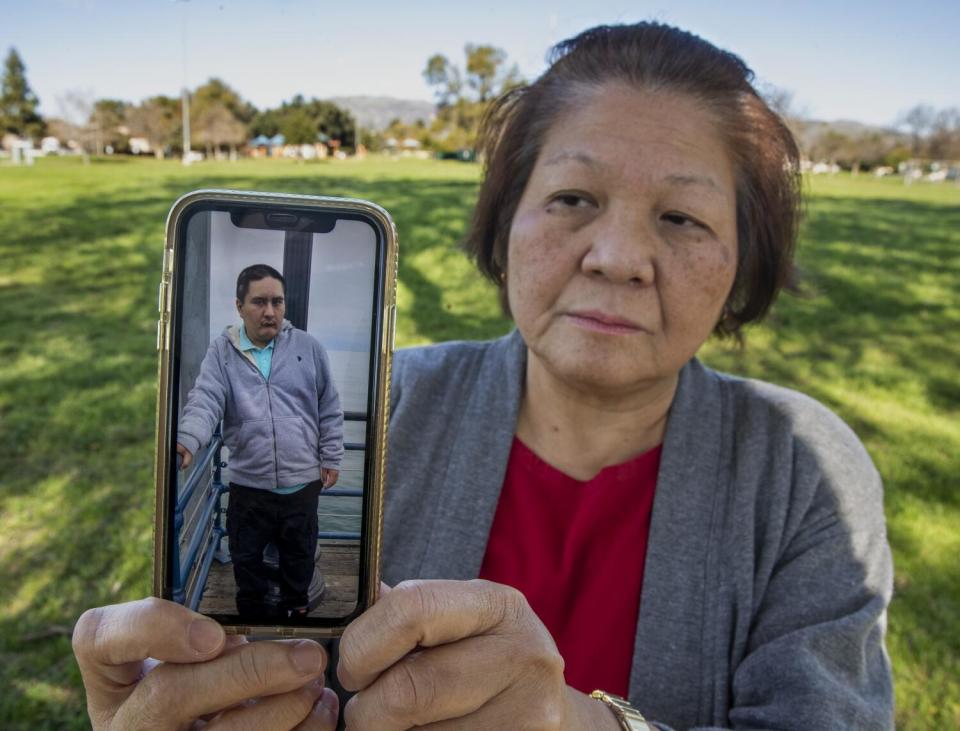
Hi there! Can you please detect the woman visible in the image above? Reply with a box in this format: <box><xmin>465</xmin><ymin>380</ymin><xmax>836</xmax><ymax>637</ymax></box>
<box><xmin>72</xmin><ymin>22</ymin><xmax>893</xmax><ymax>730</ymax></box>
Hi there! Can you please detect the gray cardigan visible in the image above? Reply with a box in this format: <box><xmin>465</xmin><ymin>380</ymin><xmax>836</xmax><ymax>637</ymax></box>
<box><xmin>381</xmin><ymin>331</ymin><xmax>893</xmax><ymax>730</ymax></box>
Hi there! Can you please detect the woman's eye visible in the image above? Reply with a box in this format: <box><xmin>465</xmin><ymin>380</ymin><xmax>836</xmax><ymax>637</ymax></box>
<box><xmin>547</xmin><ymin>192</ymin><xmax>594</xmax><ymax>210</ymax></box>
<box><xmin>662</xmin><ymin>212</ymin><xmax>704</xmax><ymax>229</ymax></box>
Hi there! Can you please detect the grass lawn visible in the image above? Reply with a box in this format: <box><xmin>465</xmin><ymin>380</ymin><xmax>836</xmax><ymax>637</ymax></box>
<box><xmin>0</xmin><ymin>156</ymin><xmax>957</xmax><ymax>729</ymax></box>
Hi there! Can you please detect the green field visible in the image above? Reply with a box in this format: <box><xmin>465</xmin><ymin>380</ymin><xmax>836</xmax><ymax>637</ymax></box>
<box><xmin>0</xmin><ymin>157</ymin><xmax>957</xmax><ymax>729</ymax></box>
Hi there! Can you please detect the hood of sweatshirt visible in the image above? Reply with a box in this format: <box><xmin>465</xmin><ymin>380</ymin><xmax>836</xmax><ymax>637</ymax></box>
<box><xmin>225</xmin><ymin>319</ymin><xmax>294</xmax><ymax>369</ymax></box>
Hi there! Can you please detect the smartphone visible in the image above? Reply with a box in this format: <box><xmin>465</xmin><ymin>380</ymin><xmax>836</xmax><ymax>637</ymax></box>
<box><xmin>153</xmin><ymin>189</ymin><xmax>397</xmax><ymax>637</ymax></box>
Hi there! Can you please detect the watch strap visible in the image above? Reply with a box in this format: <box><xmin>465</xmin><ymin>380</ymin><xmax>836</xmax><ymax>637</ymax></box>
<box><xmin>590</xmin><ymin>689</ymin><xmax>652</xmax><ymax>731</ymax></box>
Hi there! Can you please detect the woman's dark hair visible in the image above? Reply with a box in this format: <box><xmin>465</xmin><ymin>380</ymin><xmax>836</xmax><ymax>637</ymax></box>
<box><xmin>236</xmin><ymin>264</ymin><xmax>286</xmax><ymax>303</ymax></box>
<box><xmin>463</xmin><ymin>22</ymin><xmax>802</xmax><ymax>336</ymax></box>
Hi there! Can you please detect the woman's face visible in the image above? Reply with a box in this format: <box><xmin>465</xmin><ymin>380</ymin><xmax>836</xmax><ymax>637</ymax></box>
<box><xmin>506</xmin><ymin>84</ymin><xmax>739</xmax><ymax>396</ymax></box>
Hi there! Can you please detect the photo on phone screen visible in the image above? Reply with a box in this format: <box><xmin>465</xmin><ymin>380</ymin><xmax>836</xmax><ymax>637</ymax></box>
<box><xmin>155</xmin><ymin>192</ymin><xmax>395</xmax><ymax>635</ymax></box>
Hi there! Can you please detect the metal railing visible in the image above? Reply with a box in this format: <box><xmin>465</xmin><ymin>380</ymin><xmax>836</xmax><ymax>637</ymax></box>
<box><xmin>173</xmin><ymin>413</ymin><xmax>366</xmax><ymax>610</ymax></box>
<box><xmin>318</xmin><ymin>410</ymin><xmax>364</xmax><ymax>540</ymax></box>
<box><xmin>173</xmin><ymin>426</ymin><xmax>226</xmax><ymax>606</ymax></box>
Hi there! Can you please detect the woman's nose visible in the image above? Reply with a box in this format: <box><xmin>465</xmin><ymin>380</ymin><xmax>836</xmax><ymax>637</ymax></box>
<box><xmin>580</xmin><ymin>211</ymin><xmax>656</xmax><ymax>286</ymax></box>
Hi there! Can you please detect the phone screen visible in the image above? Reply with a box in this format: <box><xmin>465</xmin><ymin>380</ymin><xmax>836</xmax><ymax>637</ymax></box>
<box><xmin>157</xmin><ymin>194</ymin><xmax>393</xmax><ymax>633</ymax></box>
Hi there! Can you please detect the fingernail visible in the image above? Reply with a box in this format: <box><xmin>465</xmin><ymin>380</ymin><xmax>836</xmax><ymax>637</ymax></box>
<box><xmin>290</xmin><ymin>640</ymin><xmax>324</xmax><ymax>675</ymax></box>
<box><xmin>313</xmin><ymin>687</ymin><xmax>339</xmax><ymax>722</ymax></box>
<box><xmin>303</xmin><ymin>677</ymin><xmax>325</xmax><ymax>698</ymax></box>
<box><xmin>188</xmin><ymin>618</ymin><xmax>223</xmax><ymax>654</ymax></box>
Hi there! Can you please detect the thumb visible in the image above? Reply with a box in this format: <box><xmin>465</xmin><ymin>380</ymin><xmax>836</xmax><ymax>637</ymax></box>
<box><xmin>294</xmin><ymin>687</ymin><xmax>340</xmax><ymax>731</ymax></box>
<box><xmin>73</xmin><ymin>597</ymin><xmax>226</xmax><ymax>707</ymax></box>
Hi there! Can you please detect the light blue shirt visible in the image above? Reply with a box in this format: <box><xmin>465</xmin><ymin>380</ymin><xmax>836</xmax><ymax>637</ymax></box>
<box><xmin>239</xmin><ymin>326</ymin><xmax>306</xmax><ymax>495</ymax></box>
<box><xmin>238</xmin><ymin>326</ymin><xmax>275</xmax><ymax>380</ymax></box>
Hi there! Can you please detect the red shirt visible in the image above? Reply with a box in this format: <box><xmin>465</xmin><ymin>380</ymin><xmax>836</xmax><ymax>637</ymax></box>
<box><xmin>479</xmin><ymin>438</ymin><xmax>661</xmax><ymax>696</ymax></box>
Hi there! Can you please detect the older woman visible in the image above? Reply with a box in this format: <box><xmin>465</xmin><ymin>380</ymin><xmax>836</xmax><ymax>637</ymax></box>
<box><xmin>73</xmin><ymin>22</ymin><xmax>893</xmax><ymax>731</ymax></box>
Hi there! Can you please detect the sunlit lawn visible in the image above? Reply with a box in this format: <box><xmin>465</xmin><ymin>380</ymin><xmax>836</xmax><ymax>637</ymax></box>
<box><xmin>0</xmin><ymin>156</ymin><xmax>957</xmax><ymax>729</ymax></box>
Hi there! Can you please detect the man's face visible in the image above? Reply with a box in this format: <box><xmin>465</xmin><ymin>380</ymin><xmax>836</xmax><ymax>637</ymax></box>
<box><xmin>237</xmin><ymin>277</ymin><xmax>285</xmax><ymax>347</ymax></box>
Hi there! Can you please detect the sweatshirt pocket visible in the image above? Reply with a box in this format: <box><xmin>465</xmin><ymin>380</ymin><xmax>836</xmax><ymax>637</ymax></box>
<box><xmin>231</xmin><ymin>418</ymin><xmax>274</xmax><ymax>475</ymax></box>
<box><xmin>274</xmin><ymin>416</ymin><xmax>316</xmax><ymax>472</ymax></box>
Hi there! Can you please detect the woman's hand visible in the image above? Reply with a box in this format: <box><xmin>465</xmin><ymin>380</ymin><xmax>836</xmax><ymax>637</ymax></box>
<box><xmin>72</xmin><ymin>597</ymin><xmax>339</xmax><ymax>730</ymax></box>
<box><xmin>337</xmin><ymin>580</ymin><xmax>621</xmax><ymax>730</ymax></box>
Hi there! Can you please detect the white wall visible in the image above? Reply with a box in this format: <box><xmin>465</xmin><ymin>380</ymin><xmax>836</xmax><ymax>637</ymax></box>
<box><xmin>208</xmin><ymin>212</ymin><xmax>285</xmax><ymax>337</ymax></box>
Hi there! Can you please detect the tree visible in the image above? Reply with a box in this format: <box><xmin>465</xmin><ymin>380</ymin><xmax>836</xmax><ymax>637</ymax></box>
<box><xmin>190</xmin><ymin>79</ymin><xmax>251</xmax><ymax>158</ymax></box>
<box><xmin>847</xmin><ymin>131</ymin><xmax>894</xmax><ymax>171</ymax></box>
<box><xmin>281</xmin><ymin>107</ymin><xmax>317</xmax><ymax>146</ymax></box>
<box><xmin>422</xmin><ymin>43</ymin><xmax>523</xmax><ymax>152</ymax></box>
<box><xmin>359</xmin><ymin>126</ymin><xmax>385</xmax><ymax>152</ymax></box>
<box><xmin>191</xmin><ymin>78</ymin><xmax>255</xmax><ymax>124</ymax></box>
<box><xmin>808</xmin><ymin>129</ymin><xmax>853</xmax><ymax>167</ymax></box>
<box><xmin>423</xmin><ymin>54</ymin><xmax>462</xmax><ymax>108</ymax></box>
<box><xmin>383</xmin><ymin>117</ymin><xmax>432</xmax><ymax>151</ymax></box>
<box><xmin>464</xmin><ymin>44</ymin><xmax>507</xmax><ymax>103</ymax></box>
<box><xmin>56</xmin><ymin>89</ymin><xmax>97</xmax><ymax>159</ymax></box>
<box><xmin>269</xmin><ymin>95</ymin><xmax>357</xmax><ymax>151</ymax></box>
<box><xmin>44</xmin><ymin>118</ymin><xmax>73</xmax><ymax>146</ymax></box>
<box><xmin>51</xmin><ymin>94</ymin><xmax>131</xmax><ymax>156</ymax></box>
<box><xmin>250</xmin><ymin>108</ymin><xmax>282</xmax><ymax>138</ymax></box>
<box><xmin>899</xmin><ymin>104</ymin><xmax>935</xmax><ymax>157</ymax></box>
<box><xmin>126</xmin><ymin>96</ymin><xmax>180</xmax><ymax>158</ymax></box>
<box><xmin>90</xmin><ymin>99</ymin><xmax>129</xmax><ymax>154</ymax></box>
<box><xmin>881</xmin><ymin>145</ymin><xmax>912</xmax><ymax>169</ymax></box>
<box><xmin>927</xmin><ymin>107</ymin><xmax>960</xmax><ymax>161</ymax></box>
<box><xmin>194</xmin><ymin>101</ymin><xmax>247</xmax><ymax>159</ymax></box>
<box><xmin>308</xmin><ymin>99</ymin><xmax>355</xmax><ymax>148</ymax></box>
<box><xmin>1</xmin><ymin>47</ymin><xmax>45</xmax><ymax>139</ymax></box>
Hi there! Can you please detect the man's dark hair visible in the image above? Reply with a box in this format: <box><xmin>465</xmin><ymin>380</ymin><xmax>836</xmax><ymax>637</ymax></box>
<box><xmin>236</xmin><ymin>264</ymin><xmax>286</xmax><ymax>303</ymax></box>
<box><xmin>463</xmin><ymin>22</ymin><xmax>802</xmax><ymax>336</ymax></box>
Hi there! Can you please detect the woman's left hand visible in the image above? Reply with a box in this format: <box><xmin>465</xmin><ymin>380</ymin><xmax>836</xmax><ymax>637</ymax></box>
<box><xmin>337</xmin><ymin>579</ymin><xmax>618</xmax><ymax>730</ymax></box>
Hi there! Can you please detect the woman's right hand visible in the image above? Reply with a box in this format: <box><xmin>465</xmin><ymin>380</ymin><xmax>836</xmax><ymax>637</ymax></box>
<box><xmin>72</xmin><ymin>597</ymin><xmax>338</xmax><ymax>730</ymax></box>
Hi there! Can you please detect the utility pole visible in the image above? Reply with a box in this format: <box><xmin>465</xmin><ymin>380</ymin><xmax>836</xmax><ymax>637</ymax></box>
<box><xmin>176</xmin><ymin>0</ymin><xmax>192</xmax><ymax>164</ymax></box>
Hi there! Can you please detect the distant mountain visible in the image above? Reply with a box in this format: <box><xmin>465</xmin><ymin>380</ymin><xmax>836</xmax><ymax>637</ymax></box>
<box><xmin>328</xmin><ymin>96</ymin><xmax>435</xmax><ymax>131</ymax></box>
<box><xmin>792</xmin><ymin>118</ymin><xmax>906</xmax><ymax>150</ymax></box>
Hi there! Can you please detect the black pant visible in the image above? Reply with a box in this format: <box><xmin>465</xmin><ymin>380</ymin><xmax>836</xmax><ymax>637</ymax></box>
<box><xmin>227</xmin><ymin>481</ymin><xmax>320</xmax><ymax>618</ymax></box>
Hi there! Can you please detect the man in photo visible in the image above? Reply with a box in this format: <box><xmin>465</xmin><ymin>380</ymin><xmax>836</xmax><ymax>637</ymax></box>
<box><xmin>176</xmin><ymin>263</ymin><xmax>344</xmax><ymax>620</ymax></box>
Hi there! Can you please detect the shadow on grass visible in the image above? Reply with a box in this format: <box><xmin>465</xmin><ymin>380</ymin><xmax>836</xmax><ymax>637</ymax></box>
<box><xmin>700</xmin><ymin>192</ymin><xmax>960</xmax><ymax>727</ymax></box>
<box><xmin>704</xmin><ymin>193</ymin><xmax>959</xmax><ymax>418</ymax></box>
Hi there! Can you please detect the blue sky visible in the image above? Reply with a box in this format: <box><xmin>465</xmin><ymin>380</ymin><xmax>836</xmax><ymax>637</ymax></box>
<box><xmin>3</xmin><ymin>0</ymin><xmax>957</xmax><ymax>127</ymax></box>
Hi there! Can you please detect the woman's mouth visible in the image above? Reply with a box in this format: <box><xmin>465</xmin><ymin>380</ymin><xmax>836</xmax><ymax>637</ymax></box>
<box><xmin>564</xmin><ymin>310</ymin><xmax>647</xmax><ymax>335</ymax></box>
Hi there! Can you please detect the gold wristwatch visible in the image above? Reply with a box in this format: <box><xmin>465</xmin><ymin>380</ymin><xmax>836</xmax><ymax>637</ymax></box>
<box><xmin>590</xmin><ymin>690</ymin><xmax>652</xmax><ymax>731</ymax></box>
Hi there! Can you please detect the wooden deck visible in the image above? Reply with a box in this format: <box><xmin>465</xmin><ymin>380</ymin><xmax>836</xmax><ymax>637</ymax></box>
<box><xmin>197</xmin><ymin>540</ymin><xmax>360</xmax><ymax>618</ymax></box>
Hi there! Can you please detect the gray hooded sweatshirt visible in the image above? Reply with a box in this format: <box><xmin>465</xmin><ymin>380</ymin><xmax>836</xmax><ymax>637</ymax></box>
<box><xmin>178</xmin><ymin>320</ymin><xmax>344</xmax><ymax>489</ymax></box>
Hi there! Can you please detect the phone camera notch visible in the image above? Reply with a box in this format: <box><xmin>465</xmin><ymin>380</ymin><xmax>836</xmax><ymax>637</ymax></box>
<box><xmin>266</xmin><ymin>212</ymin><xmax>299</xmax><ymax>227</ymax></box>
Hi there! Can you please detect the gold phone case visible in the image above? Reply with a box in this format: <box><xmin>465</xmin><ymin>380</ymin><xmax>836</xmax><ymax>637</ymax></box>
<box><xmin>153</xmin><ymin>189</ymin><xmax>398</xmax><ymax>637</ymax></box>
